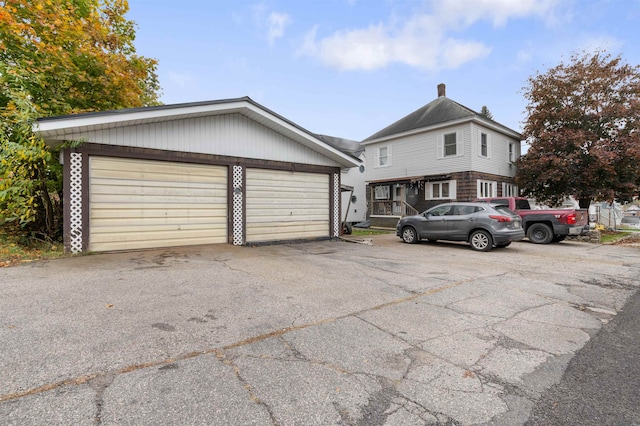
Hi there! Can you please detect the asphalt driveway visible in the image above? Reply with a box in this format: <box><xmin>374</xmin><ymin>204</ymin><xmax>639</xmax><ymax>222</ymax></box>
<box><xmin>1</xmin><ymin>235</ymin><xmax>639</xmax><ymax>425</ymax></box>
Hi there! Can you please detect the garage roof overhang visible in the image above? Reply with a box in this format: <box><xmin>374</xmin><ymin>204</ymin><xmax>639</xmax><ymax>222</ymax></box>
<box><xmin>33</xmin><ymin>97</ymin><xmax>361</xmax><ymax>168</ymax></box>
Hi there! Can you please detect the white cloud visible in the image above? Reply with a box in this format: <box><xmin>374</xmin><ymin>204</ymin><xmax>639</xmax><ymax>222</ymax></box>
<box><xmin>433</xmin><ymin>0</ymin><xmax>562</xmax><ymax>28</ymax></box>
<box><xmin>576</xmin><ymin>35</ymin><xmax>624</xmax><ymax>55</ymax></box>
<box><xmin>267</xmin><ymin>12</ymin><xmax>292</xmax><ymax>47</ymax></box>
<box><xmin>299</xmin><ymin>0</ymin><xmax>561</xmax><ymax>71</ymax></box>
<box><xmin>251</xmin><ymin>2</ymin><xmax>292</xmax><ymax>47</ymax></box>
<box><xmin>309</xmin><ymin>24</ymin><xmax>393</xmax><ymax>71</ymax></box>
<box><xmin>441</xmin><ymin>38</ymin><xmax>493</xmax><ymax>68</ymax></box>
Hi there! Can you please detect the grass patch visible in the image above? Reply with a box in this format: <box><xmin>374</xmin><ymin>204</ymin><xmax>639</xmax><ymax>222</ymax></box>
<box><xmin>0</xmin><ymin>227</ymin><xmax>65</xmax><ymax>267</ymax></box>
<box><xmin>599</xmin><ymin>230</ymin><xmax>636</xmax><ymax>244</ymax></box>
<box><xmin>351</xmin><ymin>228</ymin><xmax>394</xmax><ymax>236</ymax></box>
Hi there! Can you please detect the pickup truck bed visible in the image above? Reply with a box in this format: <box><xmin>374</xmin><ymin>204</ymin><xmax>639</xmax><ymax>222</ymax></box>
<box><xmin>476</xmin><ymin>197</ymin><xmax>589</xmax><ymax>244</ymax></box>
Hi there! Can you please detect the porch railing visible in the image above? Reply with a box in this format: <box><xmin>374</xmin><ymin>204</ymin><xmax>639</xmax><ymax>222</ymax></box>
<box><xmin>372</xmin><ymin>200</ymin><xmax>419</xmax><ymax>217</ymax></box>
<box><xmin>402</xmin><ymin>201</ymin><xmax>419</xmax><ymax>216</ymax></box>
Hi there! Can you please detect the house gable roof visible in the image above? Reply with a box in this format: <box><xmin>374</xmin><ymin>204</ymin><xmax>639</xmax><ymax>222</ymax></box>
<box><xmin>362</xmin><ymin>96</ymin><xmax>521</xmax><ymax>144</ymax></box>
<box><xmin>314</xmin><ymin>134</ymin><xmax>364</xmax><ymax>159</ymax></box>
<box><xmin>34</xmin><ymin>97</ymin><xmax>360</xmax><ymax>168</ymax></box>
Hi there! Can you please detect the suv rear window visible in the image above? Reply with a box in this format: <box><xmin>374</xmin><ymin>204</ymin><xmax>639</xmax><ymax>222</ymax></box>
<box><xmin>490</xmin><ymin>198</ymin><xmax>509</xmax><ymax>207</ymax></box>
<box><xmin>495</xmin><ymin>205</ymin><xmax>518</xmax><ymax>216</ymax></box>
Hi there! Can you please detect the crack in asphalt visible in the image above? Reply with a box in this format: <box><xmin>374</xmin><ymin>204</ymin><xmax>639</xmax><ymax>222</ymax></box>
<box><xmin>0</xmin><ymin>279</ymin><xmax>473</xmax><ymax>404</ymax></box>
<box><xmin>4</xmin><ymin>264</ymin><xmax>632</xmax><ymax>425</ymax></box>
<box><xmin>350</xmin><ymin>263</ymin><xmax>421</xmax><ymax>295</ymax></box>
<box><xmin>352</xmin><ymin>376</ymin><xmax>400</xmax><ymax>426</ymax></box>
<box><xmin>90</xmin><ymin>372</ymin><xmax>117</xmax><ymax>425</ymax></box>
<box><xmin>213</xmin><ymin>350</ymin><xmax>279</xmax><ymax>426</ymax></box>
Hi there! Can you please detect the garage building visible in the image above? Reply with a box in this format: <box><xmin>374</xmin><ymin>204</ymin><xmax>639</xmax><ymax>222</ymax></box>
<box><xmin>34</xmin><ymin>97</ymin><xmax>360</xmax><ymax>253</ymax></box>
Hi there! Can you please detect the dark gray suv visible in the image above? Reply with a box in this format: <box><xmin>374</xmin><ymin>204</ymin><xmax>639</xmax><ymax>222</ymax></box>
<box><xmin>396</xmin><ymin>202</ymin><xmax>525</xmax><ymax>251</ymax></box>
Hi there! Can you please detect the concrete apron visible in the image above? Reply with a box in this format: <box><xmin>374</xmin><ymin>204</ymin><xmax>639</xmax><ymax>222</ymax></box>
<box><xmin>1</xmin><ymin>234</ymin><xmax>638</xmax><ymax>425</ymax></box>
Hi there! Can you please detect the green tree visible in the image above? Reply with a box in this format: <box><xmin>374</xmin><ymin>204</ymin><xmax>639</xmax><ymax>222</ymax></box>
<box><xmin>0</xmin><ymin>0</ymin><xmax>161</xmax><ymax>239</ymax></box>
<box><xmin>516</xmin><ymin>51</ymin><xmax>640</xmax><ymax>208</ymax></box>
<box><xmin>479</xmin><ymin>105</ymin><xmax>493</xmax><ymax>120</ymax></box>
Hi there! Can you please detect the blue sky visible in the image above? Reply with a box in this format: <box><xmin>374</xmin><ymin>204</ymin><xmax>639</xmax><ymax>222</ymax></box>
<box><xmin>127</xmin><ymin>0</ymin><xmax>640</xmax><ymax>142</ymax></box>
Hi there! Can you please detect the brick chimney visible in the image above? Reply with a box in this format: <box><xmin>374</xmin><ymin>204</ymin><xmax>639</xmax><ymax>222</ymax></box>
<box><xmin>437</xmin><ymin>83</ymin><xmax>446</xmax><ymax>97</ymax></box>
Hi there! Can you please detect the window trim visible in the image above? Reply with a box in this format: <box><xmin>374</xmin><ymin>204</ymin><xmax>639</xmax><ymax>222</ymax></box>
<box><xmin>438</xmin><ymin>131</ymin><xmax>463</xmax><ymax>159</ymax></box>
<box><xmin>502</xmin><ymin>183</ymin><xmax>518</xmax><ymax>197</ymax></box>
<box><xmin>443</xmin><ymin>132</ymin><xmax>457</xmax><ymax>157</ymax></box>
<box><xmin>477</xmin><ymin>179</ymin><xmax>497</xmax><ymax>198</ymax></box>
<box><xmin>479</xmin><ymin>132</ymin><xmax>490</xmax><ymax>158</ymax></box>
<box><xmin>374</xmin><ymin>185</ymin><xmax>390</xmax><ymax>200</ymax></box>
<box><xmin>375</xmin><ymin>145</ymin><xmax>392</xmax><ymax>168</ymax></box>
<box><xmin>426</xmin><ymin>179</ymin><xmax>457</xmax><ymax>200</ymax></box>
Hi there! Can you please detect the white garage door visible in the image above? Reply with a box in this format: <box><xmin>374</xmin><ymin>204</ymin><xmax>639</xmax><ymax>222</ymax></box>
<box><xmin>246</xmin><ymin>169</ymin><xmax>329</xmax><ymax>243</ymax></box>
<box><xmin>89</xmin><ymin>157</ymin><xmax>227</xmax><ymax>252</ymax></box>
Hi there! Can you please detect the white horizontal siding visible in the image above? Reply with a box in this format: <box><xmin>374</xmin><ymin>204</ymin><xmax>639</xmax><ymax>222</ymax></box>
<box><xmin>65</xmin><ymin>114</ymin><xmax>337</xmax><ymax>167</ymax></box>
<box><xmin>366</xmin><ymin>123</ymin><xmax>473</xmax><ymax>182</ymax></box>
<box><xmin>340</xmin><ymin>154</ymin><xmax>367</xmax><ymax>223</ymax></box>
<box><xmin>469</xmin><ymin>122</ymin><xmax>519</xmax><ymax>178</ymax></box>
<box><xmin>89</xmin><ymin>157</ymin><xmax>227</xmax><ymax>252</ymax></box>
<box><xmin>246</xmin><ymin>169</ymin><xmax>329</xmax><ymax>242</ymax></box>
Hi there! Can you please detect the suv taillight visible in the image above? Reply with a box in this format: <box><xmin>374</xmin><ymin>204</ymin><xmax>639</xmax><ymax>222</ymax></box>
<box><xmin>567</xmin><ymin>213</ymin><xmax>576</xmax><ymax>225</ymax></box>
<box><xmin>489</xmin><ymin>215</ymin><xmax>512</xmax><ymax>223</ymax></box>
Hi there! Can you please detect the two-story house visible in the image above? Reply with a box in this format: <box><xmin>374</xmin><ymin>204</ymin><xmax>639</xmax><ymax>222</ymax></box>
<box><xmin>362</xmin><ymin>84</ymin><xmax>522</xmax><ymax>228</ymax></box>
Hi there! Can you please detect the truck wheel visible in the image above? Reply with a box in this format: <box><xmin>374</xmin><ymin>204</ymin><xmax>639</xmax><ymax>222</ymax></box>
<box><xmin>401</xmin><ymin>226</ymin><xmax>418</xmax><ymax>244</ymax></box>
<box><xmin>527</xmin><ymin>223</ymin><xmax>553</xmax><ymax>244</ymax></box>
<box><xmin>470</xmin><ymin>230</ymin><xmax>493</xmax><ymax>252</ymax></box>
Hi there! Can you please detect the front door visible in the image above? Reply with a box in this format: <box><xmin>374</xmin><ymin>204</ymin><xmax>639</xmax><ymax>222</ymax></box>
<box><xmin>392</xmin><ymin>184</ymin><xmax>404</xmax><ymax>216</ymax></box>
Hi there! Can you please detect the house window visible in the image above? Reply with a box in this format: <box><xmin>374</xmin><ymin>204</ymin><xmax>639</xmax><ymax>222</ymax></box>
<box><xmin>480</xmin><ymin>133</ymin><xmax>488</xmax><ymax>157</ymax></box>
<box><xmin>426</xmin><ymin>180</ymin><xmax>457</xmax><ymax>200</ymax></box>
<box><xmin>503</xmin><ymin>183</ymin><xmax>518</xmax><ymax>197</ymax></box>
<box><xmin>477</xmin><ymin>180</ymin><xmax>497</xmax><ymax>198</ymax></box>
<box><xmin>374</xmin><ymin>185</ymin><xmax>390</xmax><ymax>200</ymax></box>
<box><xmin>444</xmin><ymin>133</ymin><xmax>457</xmax><ymax>156</ymax></box>
<box><xmin>376</xmin><ymin>146</ymin><xmax>391</xmax><ymax>167</ymax></box>
<box><xmin>509</xmin><ymin>143</ymin><xmax>515</xmax><ymax>162</ymax></box>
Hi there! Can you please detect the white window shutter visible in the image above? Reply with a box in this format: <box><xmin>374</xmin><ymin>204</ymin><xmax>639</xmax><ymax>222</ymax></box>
<box><xmin>387</xmin><ymin>145</ymin><xmax>392</xmax><ymax>166</ymax></box>
<box><xmin>425</xmin><ymin>183</ymin><xmax>431</xmax><ymax>199</ymax></box>
<box><xmin>437</xmin><ymin>140</ymin><xmax>443</xmax><ymax>159</ymax></box>
<box><xmin>457</xmin><ymin>132</ymin><xmax>463</xmax><ymax>156</ymax></box>
<box><xmin>449</xmin><ymin>180</ymin><xmax>457</xmax><ymax>199</ymax></box>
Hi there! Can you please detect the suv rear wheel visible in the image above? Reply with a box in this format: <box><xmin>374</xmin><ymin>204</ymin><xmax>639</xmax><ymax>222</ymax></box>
<box><xmin>470</xmin><ymin>230</ymin><xmax>493</xmax><ymax>252</ymax></box>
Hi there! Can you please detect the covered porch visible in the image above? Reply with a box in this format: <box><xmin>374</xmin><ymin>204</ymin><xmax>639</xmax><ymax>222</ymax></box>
<box><xmin>368</xmin><ymin>177</ymin><xmax>422</xmax><ymax>229</ymax></box>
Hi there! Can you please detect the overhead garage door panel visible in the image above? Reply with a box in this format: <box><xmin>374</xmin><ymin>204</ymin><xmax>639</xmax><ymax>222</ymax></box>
<box><xmin>89</xmin><ymin>157</ymin><xmax>227</xmax><ymax>251</ymax></box>
<box><xmin>246</xmin><ymin>168</ymin><xmax>329</xmax><ymax>243</ymax></box>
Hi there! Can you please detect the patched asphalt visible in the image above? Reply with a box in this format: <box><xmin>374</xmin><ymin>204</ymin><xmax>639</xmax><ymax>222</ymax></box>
<box><xmin>1</xmin><ymin>235</ymin><xmax>638</xmax><ymax>425</ymax></box>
